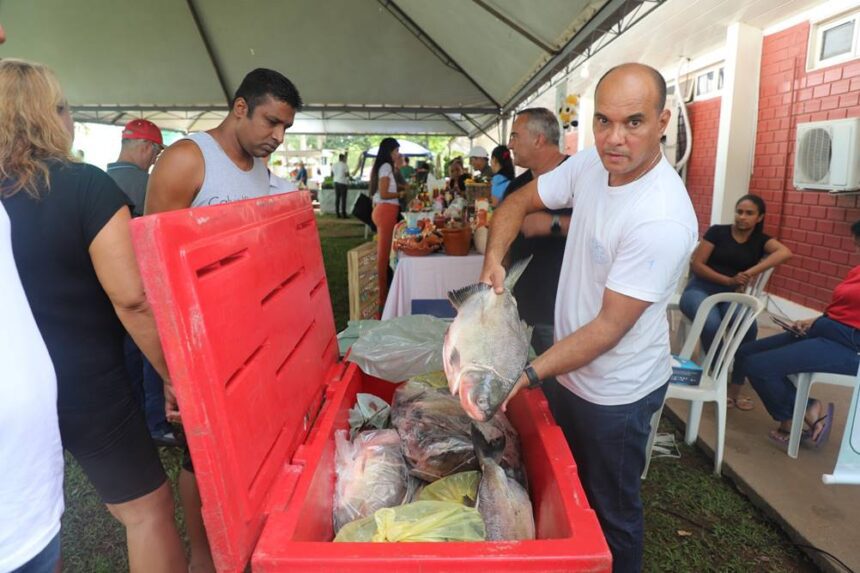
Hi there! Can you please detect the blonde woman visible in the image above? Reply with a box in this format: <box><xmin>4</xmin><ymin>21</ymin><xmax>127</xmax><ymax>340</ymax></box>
<box><xmin>0</xmin><ymin>60</ymin><xmax>186</xmax><ymax>572</ymax></box>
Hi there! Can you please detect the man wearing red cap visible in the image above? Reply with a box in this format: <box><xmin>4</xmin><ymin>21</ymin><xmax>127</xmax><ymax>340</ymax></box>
<box><xmin>107</xmin><ymin>119</ymin><xmax>164</xmax><ymax>217</ymax></box>
<box><xmin>108</xmin><ymin>119</ymin><xmax>164</xmax><ymax>215</ymax></box>
<box><xmin>107</xmin><ymin>120</ymin><xmax>180</xmax><ymax>451</ymax></box>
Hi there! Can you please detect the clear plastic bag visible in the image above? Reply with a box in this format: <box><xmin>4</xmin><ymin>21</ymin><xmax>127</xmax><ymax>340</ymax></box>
<box><xmin>347</xmin><ymin>315</ymin><xmax>449</xmax><ymax>382</ymax></box>
<box><xmin>391</xmin><ymin>380</ymin><xmax>525</xmax><ymax>484</ymax></box>
<box><xmin>333</xmin><ymin>500</ymin><xmax>486</xmax><ymax>543</ymax></box>
<box><xmin>333</xmin><ymin>429</ymin><xmax>409</xmax><ymax>532</ymax></box>
<box><xmin>348</xmin><ymin>393</ymin><xmax>391</xmax><ymax>438</ymax></box>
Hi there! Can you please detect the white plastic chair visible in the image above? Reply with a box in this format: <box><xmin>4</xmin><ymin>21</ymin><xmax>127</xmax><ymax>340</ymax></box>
<box><xmin>644</xmin><ymin>292</ymin><xmax>764</xmax><ymax>477</ymax></box>
<box><xmin>669</xmin><ymin>267</ymin><xmax>775</xmax><ymax>347</ymax></box>
<box><xmin>823</xmin><ymin>368</ymin><xmax>860</xmax><ymax>485</ymax></box>
<box><xmin>786</xmin><ymin>372</ymin><xmax>858</xmax><ymax>459</ymax></box>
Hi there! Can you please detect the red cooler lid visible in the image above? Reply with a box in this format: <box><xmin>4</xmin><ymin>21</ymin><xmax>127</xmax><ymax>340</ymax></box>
<box><xmin>130</xmin><ymin>192</ymin><xmax>339</xmax><ymax>571</ymax></box>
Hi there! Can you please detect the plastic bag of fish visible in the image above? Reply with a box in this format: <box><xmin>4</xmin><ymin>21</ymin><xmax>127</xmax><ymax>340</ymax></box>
<box><xmin>416</xmin><ymin>470</ymin><xmax>480</xmax><ymax>506</ymax></box>
<box><xmin>391</xmin><ymin>379</ymin><xmax>525</xmax><ymax>485</ymax></box>
<box><xmin>333</xmin><ymin>429</ymin><xmax>409</xmax><ymax>533</ymax></box>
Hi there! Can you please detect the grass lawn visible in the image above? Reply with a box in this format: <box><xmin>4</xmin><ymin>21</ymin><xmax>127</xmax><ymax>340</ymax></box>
<box><xmin>59</xmin><ymin>214</ymin><xmax>816</xmax><ymax>572</ymax></box>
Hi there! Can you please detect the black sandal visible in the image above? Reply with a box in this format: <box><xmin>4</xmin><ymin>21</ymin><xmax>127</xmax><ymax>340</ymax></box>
<box><xmin>801</xmin><ymin>403</ymin><xmax>834</xmax><ymax>449</ymax></box>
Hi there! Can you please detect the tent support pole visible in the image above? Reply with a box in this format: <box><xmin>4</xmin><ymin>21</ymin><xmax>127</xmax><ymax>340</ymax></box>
<box><xmin>441</xmin><ymin>114</ymin><xmax>469</xmax><ymax>136</ymax></box>
<box><xmin>471</xmin><ymin>0</ymin><xmax>558</xmax><ymax>54</ymax></box>
<box><xmin>501</xmin><ymin>0</ymin><xmax>665</xmax><ymax>115</ymax></box>
<box><xmin>377</xmin><ymin>0</ymin><xmax>501</xmax><ymax>110</ymax></box>
<box><xmin>462</xmin><ymin>114</ymin><xmax>499</xmax><ymax>146</ymax></box>
<box><xmin>186</xmin><ymin>0</ymin><xmax>232</xmax><ymax>105</ymax></box>
<box><xmin>186</xmin><ymin>111</ymin><xmax>209</xmax><ymax>132</ymax></box>
<box><xmin>501</xmin><ymin>114</ymin><xmax>510</xmax><ymax>144</ymax></box>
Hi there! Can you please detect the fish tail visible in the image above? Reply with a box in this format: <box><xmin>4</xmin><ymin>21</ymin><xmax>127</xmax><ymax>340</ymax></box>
<box><xmin>504</xmin><ymin>255</ymin><xmax>534</xmax><ymax>290</ymax></box>
<box><xmin>471</xmin><ymin>423</ymin><xmax>506</xmax><ymax>467</ymax></box>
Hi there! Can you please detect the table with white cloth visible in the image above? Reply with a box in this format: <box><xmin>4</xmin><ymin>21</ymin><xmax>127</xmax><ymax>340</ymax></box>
<box><xmin>381</xmin><ymin>252</ymin><xmax>484</xmax><ymax>320</ymax></box>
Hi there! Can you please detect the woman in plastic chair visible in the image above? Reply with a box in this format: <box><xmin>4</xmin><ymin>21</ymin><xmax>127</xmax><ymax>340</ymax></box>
<box><xmin>679</xmin><ymin>194</ymin><xmax>792</xmax><ymax>410</ymax></box>
<box><xmin>732</xmin><ymin>220</ymin><xmax>860</xmax><ymax>449</ymax></box>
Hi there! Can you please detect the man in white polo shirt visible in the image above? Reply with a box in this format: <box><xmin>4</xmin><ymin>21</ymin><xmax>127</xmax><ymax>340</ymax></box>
<box><xmin>332</xmin><ymin>153</ymin><xmax>350</xmax><ymax>218</ymax></box>
<box><xmin>480</xmin><ymin>63</ymin><xmax>697</xmax><ymax>572</ymax></box>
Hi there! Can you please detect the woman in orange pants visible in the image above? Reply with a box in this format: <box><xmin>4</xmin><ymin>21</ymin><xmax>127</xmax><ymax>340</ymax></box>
<box><xmin>370</xmin><ymin>137</ymin><xmax>403</xmax><ymax>312</ymax></box>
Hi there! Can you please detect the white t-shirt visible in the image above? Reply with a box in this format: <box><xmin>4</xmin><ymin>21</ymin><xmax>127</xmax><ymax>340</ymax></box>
<box><xmin>372</xmin><ymin>163</ymin><xmax>399</xmax><ymax>206</ymax></box>
<box><xmin>332</xmin><ymin>161</ymin><xmax>349</xmax><ymax>185</ymax></box>
<box><xmin>538</xmin><ymin>147</ymin><xmax>697</xmax><ymax>405</ymax></box>
<box><xmin>0</xmin><ymin>203</ymin><xmax>64</xmax><ymax>572</ymax></box>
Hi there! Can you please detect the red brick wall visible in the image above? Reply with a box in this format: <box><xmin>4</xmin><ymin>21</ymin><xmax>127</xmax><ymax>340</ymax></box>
<box><xmin>685</xmin><ymin>98</ymin><xmax>721</xmax><ymax>235</ymax></box>
<box><xmin>751</xmin><ymin>22</ymin><xmax>860</xmax><ymax>310</ymax></box>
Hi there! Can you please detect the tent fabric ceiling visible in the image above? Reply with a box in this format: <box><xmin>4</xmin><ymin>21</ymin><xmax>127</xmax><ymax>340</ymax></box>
<box><xmin>0</xmin><ymin>0</ymin><xmax>640</xmax><ymax>135</ymax></box>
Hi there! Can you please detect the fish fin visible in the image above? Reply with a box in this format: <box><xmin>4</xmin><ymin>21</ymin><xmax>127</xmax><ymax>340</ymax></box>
<box><xmin>504</xmin><ymin>255</ymin><xmax>533</xmax><ymax>290</ymax></box>
<box><xmin>450</xmin><ymin>372</ymin><xmax>461</xmax><ymax>395</ymax></box>
<box><xmin>470</xmin><ymin>423</ymin><xmax>506</xmax><ymax>467</ymax></box>
<box><xmin>522</xmin><ymin>322</ymin><xmax>534</xmax><ymax>350</ymax></box>
<box><xmin>448</xmin><ymin>283</ymin><xmax>491</xmax><ymax>309</ymax></box>
<box><xmin>444</xmin><ymin>342</ymin><xmax>459</xmax><ymax>390</ymax></box>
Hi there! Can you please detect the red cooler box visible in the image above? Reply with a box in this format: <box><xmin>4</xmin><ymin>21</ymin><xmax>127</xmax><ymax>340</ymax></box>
<box><xmin>131</xmin><ymin>192</ymin><xmax>611</xmax><ymax>572</ymax></box>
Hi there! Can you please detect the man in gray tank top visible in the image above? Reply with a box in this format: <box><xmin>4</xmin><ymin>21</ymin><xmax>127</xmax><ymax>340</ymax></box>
<box><xmin>144</xmin><ymin>68</ymin><xmax>302</xmax><ymax>573</ymax></box>
<box><xmin>145</xmin><ymin>68</ymin><xmax>302</xmax><ymax>213</ymax></box>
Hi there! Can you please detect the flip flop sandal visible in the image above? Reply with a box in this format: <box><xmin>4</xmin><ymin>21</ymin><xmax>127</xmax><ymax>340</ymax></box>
<box><xmin>768</xmin><ymin>428</ymin><xmax>810</xmax><ymax>450</ymax></box>
<box><xmin>767</xmin><ymin>428</ymin><xmax>791</xmax><ymax>450</ymax></box>
<box><xmin>801</xmin><ymin>402</ymin><xmax>835</xmax><ymax>449</ymax></box>
<box><xmin>734</xmin><ymin>396</ymin><xmax>754</xmax><ymax>411</ymax></box>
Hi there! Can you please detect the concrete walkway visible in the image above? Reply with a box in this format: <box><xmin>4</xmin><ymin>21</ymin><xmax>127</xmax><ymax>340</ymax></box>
<box><xmin>659</xmin><ymin>324</ymin><xmax>860</xmax><ymax>572</ymax></box>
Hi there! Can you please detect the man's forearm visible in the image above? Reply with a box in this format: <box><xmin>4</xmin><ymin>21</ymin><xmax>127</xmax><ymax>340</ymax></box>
<box><xmin>521</xmin><ymin>212</ymin><xmax>571</xmax><ymax>238</ymax></box>
<box><xmin>485</xmin><ymin>193</ymin><xmax>530</xmax><ymax>265</ymax></box>
<box><xmin>530</xmin><ymin>316</ymin><xmax>628</xmax><ymax>381</ymax></box>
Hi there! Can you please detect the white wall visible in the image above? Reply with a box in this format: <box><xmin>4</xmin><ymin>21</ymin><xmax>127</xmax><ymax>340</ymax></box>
<box><xmin>711</xmin><ymin>21</ymin><xmax>764</xmax><ymax>225</ymax></box>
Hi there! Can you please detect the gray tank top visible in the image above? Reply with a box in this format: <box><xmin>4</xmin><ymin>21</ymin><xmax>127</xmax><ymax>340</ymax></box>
<box><xmin>185</xmin><ymin>132</ymin><xmax>270</xmax><ymax>207</ymax></box>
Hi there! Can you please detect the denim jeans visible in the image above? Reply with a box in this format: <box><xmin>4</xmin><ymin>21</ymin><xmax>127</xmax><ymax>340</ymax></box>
<box><xmin>12</xmin><ymin>532</ymin><xmax>60</xmax><ymax>573</ymax></box>
<box><xmin>334</xmin><ymin>183</ymin><xmax>348</xmax><ymax>217</ymax></box>
<box><xmin>552</xmin><ymin>381</ymin><xmax>669</xmax><ymax>573</ymax></box>
<box><xmin>679</xmin><ymin>276</ymin><xmax>757</xmax><ymax>364</ymax></box>
<box><xmin>124</xmin><ymin>335</ymin><xmax>171</xmax><ymax>436</ymax></box>
<box><xmin>732</xmin><ymin>316</ymin><xmax>860</xmax><ymax>421</ymax></box>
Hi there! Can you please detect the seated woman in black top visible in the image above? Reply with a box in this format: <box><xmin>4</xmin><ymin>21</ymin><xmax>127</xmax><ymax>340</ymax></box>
<box><xmin>679</xmin><ymin>194</ymin><xmax>792</xmax><ymax>410</ymax></box>
<box><xmin>0</xmin><ymin>59</ymin><xmax>186</xmax><ymax>571</ymax></box>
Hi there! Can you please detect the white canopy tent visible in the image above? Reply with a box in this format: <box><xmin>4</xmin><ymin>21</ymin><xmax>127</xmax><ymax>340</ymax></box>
<box><xmin>364</xmin><ymin>140</ymin><xmax>431</xmax><ymax>157</ymax></box>
<box><xmin>0</xmin><ymin>0</ymin><xmax>665</xmax><ymax>136</ymax></box>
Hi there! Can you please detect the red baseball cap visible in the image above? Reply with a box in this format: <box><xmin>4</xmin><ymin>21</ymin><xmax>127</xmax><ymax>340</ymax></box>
<box><xmin>122</xmin><ymin>119</ymin><xmax>163</xmax><ymax>147</ymax></box>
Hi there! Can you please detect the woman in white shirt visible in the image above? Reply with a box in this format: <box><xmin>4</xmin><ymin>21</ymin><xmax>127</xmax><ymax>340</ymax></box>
<box><xmin>370</xmin><ymin>137</ymin><xmax>403</xmax><ymax>312</ymax></box>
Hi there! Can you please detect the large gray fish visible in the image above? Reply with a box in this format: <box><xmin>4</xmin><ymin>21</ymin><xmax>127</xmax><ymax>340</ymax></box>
<box><xmin>443</xmin><ymin>257</ymin><xmax>532</xmax><ymax>422</ymax></box>
<box><xmin>471</xmin><ymin>425</ymin><xmax>535</xmax><ymax>541</ymax></box>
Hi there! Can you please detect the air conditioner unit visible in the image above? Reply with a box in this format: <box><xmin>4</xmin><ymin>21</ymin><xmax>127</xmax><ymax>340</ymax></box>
<box><xmin>793</xmin><ymin>118</ymin><xmax>860</xmax><ymax>193</ymax></box>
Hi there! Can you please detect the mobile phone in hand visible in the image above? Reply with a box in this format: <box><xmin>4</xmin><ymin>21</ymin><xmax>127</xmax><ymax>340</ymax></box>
<box><xmin>771</xmin><ymin>316</ymin><xmax>801</xmax><ymax>335</ymax></box>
